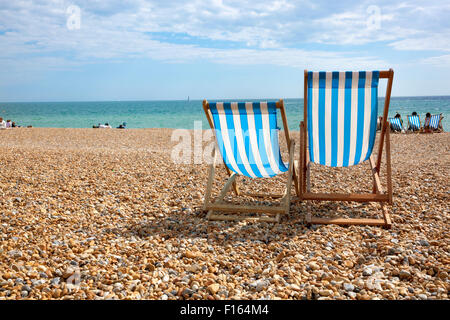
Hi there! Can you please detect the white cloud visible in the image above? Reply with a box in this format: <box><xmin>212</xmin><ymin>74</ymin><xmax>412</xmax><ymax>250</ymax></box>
<box><xmin>389</xmin><ymin>33</ymin><xmax>450</xmax><ymax>52</ymax></box>
<box><xmin>421</xmin><ymin>54</ymin><xmax>450</xmax><ymax>67</ymax></box>
<box><xmin>0</xmin><ymin>0</ymin><xmax>448</xmax><ymax>73</ymax></box>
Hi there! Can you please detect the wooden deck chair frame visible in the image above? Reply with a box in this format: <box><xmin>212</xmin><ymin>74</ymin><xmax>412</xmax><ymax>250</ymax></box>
<box><xmin>298</xmin><ymin>69</ymin><xmax>394</xmax><ymax>228</ymax></box>
<box><xmin>202</xmin><ymin>99</ymin><xmax>299</xmax><ymax>223</ymax></box>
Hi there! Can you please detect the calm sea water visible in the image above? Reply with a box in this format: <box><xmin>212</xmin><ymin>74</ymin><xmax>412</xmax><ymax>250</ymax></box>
<box><xmin>0</xmin><ymin>97</ymin><xmax>448</xmax><ymax>131</ymax></box>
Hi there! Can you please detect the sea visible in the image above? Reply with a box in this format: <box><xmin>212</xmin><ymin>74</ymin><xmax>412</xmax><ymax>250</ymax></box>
<box><xmin>0</xmin><ymin>96</ymin><xmax>448</xmax><ymax>131</ymax></box>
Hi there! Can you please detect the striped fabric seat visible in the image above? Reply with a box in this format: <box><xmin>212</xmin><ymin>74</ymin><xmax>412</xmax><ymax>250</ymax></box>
<box><xmin>429</xmin><ymin>114</ymin><xmax>441</xmax><ymax>130</ymax></box>
<box><xmin>407</xmin><ymin>115</ymin><xmax>420</xmax><ymax>131</ymax></box>
<box><xmin>209</xmin><ymin>102</ymin><xmax>288</xmax><ymax>178</ymax></box>
<box><xmin>307</xmin><ymin>71</ymin><xmax>379</xmax><ymax>167</ymax></box>
<box><xmin>389</xmin><ymin>117</ymin><xmax>403</xmax><ymax>131</ymax></box>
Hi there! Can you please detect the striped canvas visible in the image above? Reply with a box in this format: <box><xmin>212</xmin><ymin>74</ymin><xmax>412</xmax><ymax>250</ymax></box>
<box><xmin>407</xmin><ymin>115</ymin><xmax>420</xmax><ymax>131</ymax></box>
<box><xmin>389</xmin><ymin>117</ymin><xmax>403</xmax><ymax>131</ymax></box>
<box><xmin>429</xmin><ymin>114</ymin><xmax>441</xmax><ymax>130</ymax></box>
<box><xmin>209</xmin><ymin>102</ymin><xmax>288</xmax><ymax>178</ymax></box>
<box><xmin>307</xmin><ymin>71</ymin><xmax>380</xmax><ymax>167</ymax></box>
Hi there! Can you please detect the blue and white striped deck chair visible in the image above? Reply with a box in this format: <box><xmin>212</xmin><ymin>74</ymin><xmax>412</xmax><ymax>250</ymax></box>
<box><xmin>429</xmin><ymin>114</ymin><xmax>443</xmax><ymax>131</ymax></box>
<box><xmin>202</xmin><ymin>100</ymin><xmax>298</xmax><ymax>222</ymax></box>
<box><xmin>389</xmin><ymin>117</ymin><xmax>403</xmax><ymax>132</ymax></box>
<box><xmin>300</xmin><ymin>69</ymin><xmax>395</xmax><ymax>228</ymax></box>
<box><xmin>407</xmin><ymin>115</ymin><xmax>421</xmax><ymax>132</ymax></box>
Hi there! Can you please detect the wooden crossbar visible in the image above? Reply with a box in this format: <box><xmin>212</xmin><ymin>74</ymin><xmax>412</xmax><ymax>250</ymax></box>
<box><xmin>205</xmin><ymin>203</ymin><xmax>286</xmax><ymax>214</ymax></box>
<box><xmin>300</xmin><ymin>193</ymin><xmax>389</xmax><ymax>202</ymax></box>
<box><xmin>306</xmin><ymin>216</ymin><xmax>387</xmax><ymax>227</ymax></box>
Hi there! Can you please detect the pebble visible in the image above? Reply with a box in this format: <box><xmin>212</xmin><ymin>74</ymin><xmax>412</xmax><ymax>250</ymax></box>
<box><xmin>319</xmin><ymin>289</ymin><xmax>333</xmax><ymax>297</ymax></box>
<box><xmin>399</xmin><ymin>270</ymin><xmax>411</xmax><ymax>280</ymax></box>
<box><xmin>343</xmin><ymin>283</ymin><xmax>355</xmax><ymax>292</ymax></box>
<box><xmin>207</xmin><ymin>284</ymin><xmax>220</xmax><ymax>295</ymax></box>
<box><xmin>418</xmin><ymin>240</ymin><xmax>430</xmax><ymax>247</ymax></box>
<box><xmin>363</xmin><ymin>268</ymin><xmax>373</xmax><ymax>277</ymax></box>
<box><xmin>347</xmin><ymin>292</ymin><xmax>357</xmax><ymax>299</ymax></box>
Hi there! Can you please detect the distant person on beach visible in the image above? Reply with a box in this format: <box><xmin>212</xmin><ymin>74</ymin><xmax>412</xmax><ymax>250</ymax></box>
<box><xmin>394</xmin><ymin>113</ymin><xmax>403</xmax><ymax>126</ymax></box>
<box><xmin>12</xmin><ymin>121</ymin><xmax>18</xmax><ymax>128</ymax></box>
<box><xmin>6</xmin><ymin>120</ymin><xmax>12</xmax><ymax>128</ymax></box>
<box><xmin>117</xmin><ymin>122</ymin><xmax>126</xmax><ymax>129</ymax></box>
<box><xmin>98</xmin><ymin>123</ymin><xmax>111</xmax><ymax>128</ymax></box>
<box><xmin>393</xmin><ymin>113</ymin><xmax>405</xmax><ymax>133</ymax></box>
<box><xmin>0</xmin><ymin>117</ymin><xmax>6</xmax><ymax>129</ymax></box>
<box><xmin>423</xmin><ymin>112</ymin><xmax>432</xmax><ymax>133</ymax></box>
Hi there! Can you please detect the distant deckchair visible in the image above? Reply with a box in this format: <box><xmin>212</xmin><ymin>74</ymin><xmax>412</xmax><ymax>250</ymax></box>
<box><xmin>428</xmin><ymin>114</ymin><xmax>443</xmax><ymax>131</ymax></box>
<box><xmin>299</xmin><ymin>69</ymin><xmax>394</xmax><ymax>228</ymax></box>
<box><xmin>389</xmin><ymin>117</ymin><xmax>403</xmax><ymax>132</ymax></box>
<box><xmin>202</xmin><ymin>100</ymin><xmax>298</xmax><ymax>222</ymax></box>
<box><xmin>407</xmin><ymin>115</ymin><xmax>421</xmax><ymax>132</ymax></box>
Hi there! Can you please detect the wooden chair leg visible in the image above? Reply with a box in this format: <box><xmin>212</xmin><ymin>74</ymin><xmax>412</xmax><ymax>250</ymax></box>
<box><xmin>380</xmin><ymin>203</ymin><xmax>392</xmax><ymax>229</ymax></box>
<box><xmin>385</xmin><ymin>127</ymin><xmax>393</xmax><ymax>204</ymax></box>
<box><xmin>283</xmin><ymin>140</ymin><xmax>295</xmax><ymax>215</ymax></box>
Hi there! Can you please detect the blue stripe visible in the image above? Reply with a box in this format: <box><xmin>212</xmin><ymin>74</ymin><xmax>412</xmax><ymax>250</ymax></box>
<box><xmin>342</xmin><ymin>71</ymin><xmax>353</xmax><ymax>167</ymax></box>
<box><xmin>223</xmin><ymin>103</ymin><xmax>251</xmax><ymax>176</ymax></box>
<box><xmin>354</xmin><ymin>71</ymin><xmax>366</xmax><ymax>165</ymax></box>
<box><xmin>210</xmin><ymin>103</ymin><xmax>231</xmax><ymax>170</ymax></box>
<box><xmin>365</xmin><ymin>71</ymin><xmax>379</xmax><ymax>161</ymax></box>
<box><xmin>267</xmin><ymin>102</ymin><xmax>288</xmax><ymax>173</ymax></box>
<box><xmin>253</xmin><ymin>102</ymin><xmax>277</xmax><ymax>177</ymax></box>
<box><xmin>318</xmin><ymin>72</ymin><xmax>326</xmax><ymax>165</ymax></box>
<box><xmin>330</xmin><ymin>72</ymin><xmax>339</xmax><ymax>167</ymax></box>
<box><xmin>238</xmin><ymin>103</ymin><xmax>263</xmax><ymax>177</ymax></box>
<box><xmin>307</xmin><ymin>72</ymin><xmax>314</xmax><ymax>163</ymax></box>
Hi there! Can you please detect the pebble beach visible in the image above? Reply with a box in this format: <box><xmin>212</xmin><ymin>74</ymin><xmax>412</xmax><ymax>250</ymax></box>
<box><xmin>0</xmin><ymin>128</ymin><xmax>448</xmax><ymax>300</ymax></box>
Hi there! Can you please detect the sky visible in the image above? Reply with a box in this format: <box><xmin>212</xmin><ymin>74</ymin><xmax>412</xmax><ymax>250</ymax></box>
<box><xmin>0</xmin><ymin>0</ymin><xmax>449</xmax><ymax>101</ymax></box>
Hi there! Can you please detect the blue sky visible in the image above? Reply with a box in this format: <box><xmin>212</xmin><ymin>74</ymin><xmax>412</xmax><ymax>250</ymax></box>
<box><xmin>0</xmin><ymin>0</ymin><xmax>449</xmax><ymax>101</ymax></box>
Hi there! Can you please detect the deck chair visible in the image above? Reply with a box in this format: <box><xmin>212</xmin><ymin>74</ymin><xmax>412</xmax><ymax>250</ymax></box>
<box><xmin>298</xmin><ymin>69</ymin><xmax>394</xmax><ymax>228</ymax></box>
<box><xmin>429</xmin><ymin>114</ymin><xmax>443</xmax><ymax>131</ymax></box>
<box><xmin>202</xmin><ymin>100</ymin><xmax>299</xmax><ymax>222</ymax></box>
<box><xmin>389</xmin><ymin>117</ymin><xmax>403</xmax><ymax>132</ymax></box>
<box><xmin>407</xmin><ymin>115</ymin><xmax>421</xmax><ymax>132</ymax></box>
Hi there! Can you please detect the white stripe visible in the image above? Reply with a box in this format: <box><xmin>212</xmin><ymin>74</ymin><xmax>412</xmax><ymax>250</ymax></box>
<box><xmin>324</xmin><ymin>72</ymin><xmax>332</xmax><ymax>166</ymax></box>
<box><xmin>230</xmin><ymin>103</ymin><xmax>257</xmax><ymax>178</ymax></box>
<box><xmin>216</xmin><ymin>103</ymin><xmax>244</xmax><ymax>176</ymax></box>
<box><xmin>245</xmin><ymin>102</ymin><xmax>270</xmax><ymax>177</ymax></box>
<box><xmin>260</xmin><ymin>102</ymin><xmax>282</xmax><ymax>174</ymax></box>
<box><xmin>360</xmin><ymin>71</ymin><xmax>372</xmax><ymax>163</ymax></box>
<box><xmin>312</xmin><ymin>72</ymin><xmax>320</xmax><ymax>163</ymax></box>
<box><xmin>348</xmin><ymin>72</ymin><xmax>359</xmax><ymax>166</ymax></box>
<box><xmin>337</xmin><ymin>72</ymin><xmax>345</xmax><ymax>167</ymax></box>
